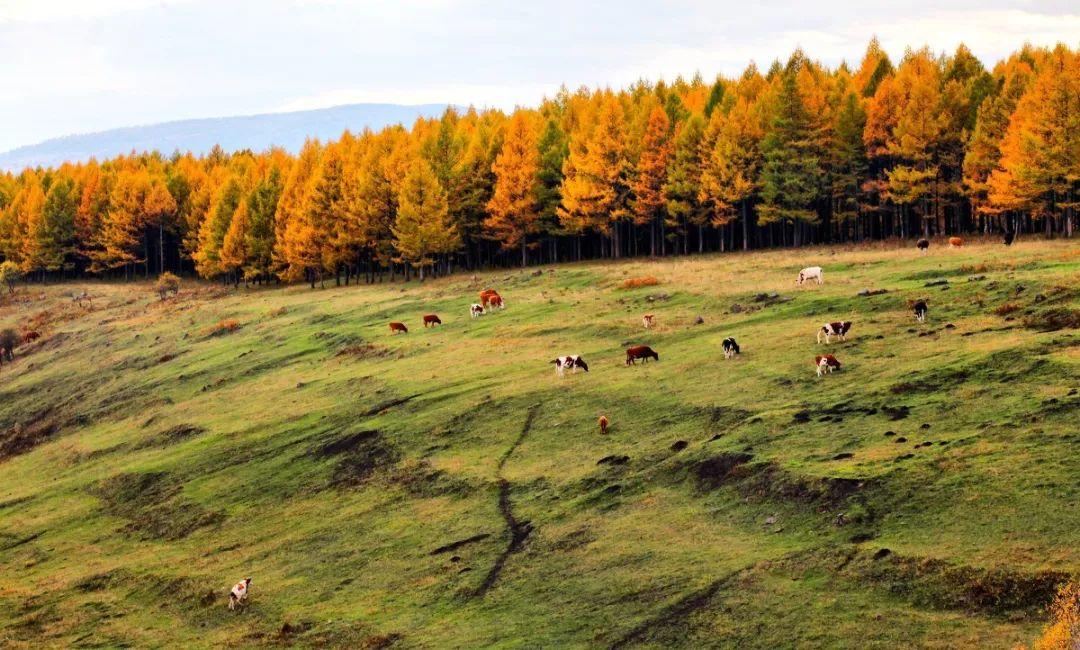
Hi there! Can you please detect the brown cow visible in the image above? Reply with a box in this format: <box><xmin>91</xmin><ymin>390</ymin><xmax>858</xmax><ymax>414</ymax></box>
<box><xmin>815</xmin><ymin>354</ymin><xmax>841</xmax><ymax>377</ymax></box>
<box><xmin>948</xmin><ymin>236</ymin><xmax>964</xmax><ymax>248</ymax></box>
<box><xmin>22</xmin><ymin>331</ymin><xmax>41</xmax><ymax>344</ymax></box>
<box><xmin>598</xmin><ymin>415</ymin><xmax>609</xmax><ymax>435</ymax></box>
<box><xmin>423</xmin><ymin>314</ymin><xmax>442</xmax><ymax>327</ymax></box>
<box><xmin>626</xmin><ymin>345</ymin><xmax>659</xmax><ymax>365</ymax></box>
<box><xmin>389</xmin><ymin>322</ymin><xmax>408</xmax><ymax>334</ymax></box>
<box><xmin>916</xmin><ymin>238</ymin><xmax>929</xmax><ymax>253</ymax></box>
<box><xmin>479</xmin><ymin>289</ymin><xmax>500</xmax><ymax>308</ymax></box>
<box><xmin>642</xmin><ymin>314</ymin><xmax>654</xmax><ymax>329</ymax></box>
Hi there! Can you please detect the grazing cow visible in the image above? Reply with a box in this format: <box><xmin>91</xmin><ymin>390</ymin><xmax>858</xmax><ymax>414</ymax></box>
<box><xmin>72</xmin><ymin>291</ymin><xmax>92</xmax><ymax>308</ymax></box>
<box><xmin>948</xmin><ymin>236</ymin><xmax>964</xmax><ymax>248</ymax></box>
<box><xmin>228</xmin><ymin>577</ymin><xmax>251</xmax><ymax>610</ymax></box>
<box><xmin>917</xmin><ymin>238</ymin><xmax>930</xmax><ymax>253</ymax></box>
<box><xmin>470</xmin><ymin>303</ymin><xmax>485</xmax><ymax>318</ymax></box>
<box><xmin>796</xmin><ymin>266</ymin><xmax>824</xmax><ymax>286</ymax></box>
<box><xmin>722</xmin><ymin>337</ymin><xmax>740</xmax><ymax>359</ymax></box>
<box><xmin>913</xmin><ymin>299</ymin><xmax>928</xmax><ymax>323</ymax></box>
<box><xmin>598</xmin><ymin>415</ymin><xmax>609</xmax><ymax>435</ymax></box>
<box><xmin>22</xmin><ymin>331</ymin><xmax>40</xmax><ymax>345</ymax></box>
<box><xmin>1003</xmin><ymin>230</ymin><xmax>1015</xmax><ymax>246</ymax></box>
<box><xmin>423</xmin><ymin>314</ymin><xmax>442</xmax><ymax>327</ymax></box>
<box><xmin>488</xmin><ymin>294</ymin><xmax>504</xmax><ymax>310</ymax></box>
<box><xmin>479</xmin><ymin>289</ymin><xmax>503</xmax><ymax>309</ymax></box>
<box><xmin>551</xmin><ymin>355</ymin><xmax>590</xmax><ymax>377</ymax></box>
<box><xmin>642</xmin><ymin>314</ymin><xmax>654</xmax><ymax>329</ymax></box>
<box><xmin>817</xmin><ymin>321</ymin><xmax>853</xmax><ymax>344</ymax></box>
<box><xmin>625</xmin><ymin>345</ymin><xmax>659</xmax><ymax>365</ymax></box>
<box><xmin>815</xmin><ymin>354</ymin><xmax>841</xmax><ymax>377</ymax></box>
<box><xmin>389</xmin><ymin>322</ymin><xmax>408</xmax><ymax>334</ymax></box>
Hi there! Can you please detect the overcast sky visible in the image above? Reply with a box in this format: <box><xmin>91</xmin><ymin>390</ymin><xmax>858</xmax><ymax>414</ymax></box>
<box><xmin>1</xmin><ymin>0</ymin><xmax>1077</xmax><ymax>152</ymax></box>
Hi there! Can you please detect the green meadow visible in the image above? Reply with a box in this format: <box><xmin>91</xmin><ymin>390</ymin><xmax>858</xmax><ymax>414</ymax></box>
<box><xmin>0</xmin><ymin>238</ymin><xmax>1077</xmax><ymax>648</ymax></box>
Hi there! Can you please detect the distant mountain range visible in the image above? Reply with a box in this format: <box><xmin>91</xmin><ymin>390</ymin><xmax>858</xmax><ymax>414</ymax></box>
<box><xmin>0</xmin><ymin>103</ymin><xmax>455</xmax><ymax>171</ymax></box>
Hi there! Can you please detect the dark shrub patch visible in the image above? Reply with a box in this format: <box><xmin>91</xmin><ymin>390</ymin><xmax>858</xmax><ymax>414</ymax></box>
<box><xmin>1023</xmin><ymin>308</ymin><xmax>1080</xmax><ymax>332</ymax></box>
<box><xmin>90</xmin><ymin>472</ymin><xmax>224</xmax><ymax>540</ymax></box>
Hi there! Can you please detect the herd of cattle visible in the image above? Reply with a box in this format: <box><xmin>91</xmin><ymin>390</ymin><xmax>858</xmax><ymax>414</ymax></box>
<box><xmin>381</xmin><ymin>254</ymin><xmax>946</xmax><ymax>386</ymax></box>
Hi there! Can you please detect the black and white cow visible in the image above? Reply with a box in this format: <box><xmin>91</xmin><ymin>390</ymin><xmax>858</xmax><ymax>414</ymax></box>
<box><xmin>817</xmin><ymin>321</ymin><xmax>853</xmax><ymax>344</ymax></box>
<box><xmin>913</xmin><ymin>299</ymin><xmax>928</xmax><ymax>323</ymax></box>
<box><xmin>551</xmin><ymin>355</ymin><xmax>589</xmax><ymax>377</ymax></box>
<box><xmin>722</xmin><ymin>337</ymin><xmax>741</xmax><ymax>359</ymax></box>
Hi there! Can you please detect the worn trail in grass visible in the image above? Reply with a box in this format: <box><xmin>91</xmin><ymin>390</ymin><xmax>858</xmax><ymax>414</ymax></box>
<box><xmin>0</xmin><ymin>239</ymin><xmax>1077</xmax><ymax>648</ymax></box>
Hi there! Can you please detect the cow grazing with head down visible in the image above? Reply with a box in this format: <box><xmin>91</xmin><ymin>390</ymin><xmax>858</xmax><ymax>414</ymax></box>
<box><xmin>625</xmin><ymin>345</ymin><xmax>659</xmax><ymax>365</ymax></box>
<box><xmin>598</xmin><ymin>415</ymin><xmax>609</xmax><ymax>435</ymax></box>
<box><xmin>470</xmin><ymin>304</ymin><xmax>485</xmax><ymax>318</ymax></box>
<box><xmin>949</xmin><ymin>236</ymin><xmax>964</xmax><ymax>248</ymax></box>
<box><xmin>22</xmin><ymin>331</ymin><xmax>40</xmax><ymax>345</ymax></box>
<box><xmin>815</xmin><ymin>354</ymin><xmax>841</xmax><ymax>377</ymax></box>
<box><xmin>228</xmin><ymin>577</ymin><xmax>251</xmax><ymax>610</ymax></box>
<box><xmin>722</xmin><ymin>337</ymin><xmax>740</xmax><ymax>359</ymax></box>
<box><xmin>817</xmin><ymin>321</ymin><xmax>852</xmax><ymax>344</ymax></box>
<box><xmin>796</xmin><ymin>266</ymin><xmax>823</xmax><ymax>286</ymax></box>
<box><xmin>423</xmin><ymin>314</ymin><xmax>442</xmax><ymax>327</ymax></box>
<box><xmin>917</xmin><ymin>238</ymin><xmax>930</xmax><ymax>253</ymax></box>
<box><xmin>551</xmin><ymin>355</ymin><xmax>589</xmax><ymax>377</ymax></box>
<box><xmin>912</xmin><ymin>299</ymin><xmax>928</xmax><ymax>323</ymax></box>
<box><xmin>479</xmin><ymin>289</ymin><xmax>504</xmax><ymax>309</ymax></box>
<box><xmin>642</xmin><ymin>314</ymin><xmax>654</xmax><ymax>329</ymax></box>
<box><xmin>1003</xmin><ymin>230</ymin><xmax>1015</xmax><ymax>246</ymax></box>
<box><xmin>389</xmin><ymin>322</ymin><xmax>408</xmax><ymax>334</ymax></box>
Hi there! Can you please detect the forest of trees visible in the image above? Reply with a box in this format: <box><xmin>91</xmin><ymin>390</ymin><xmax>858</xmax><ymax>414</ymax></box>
<box><xmin>0</xmin><ymin>41</ymin><xmax>1076</xmax><ymax>286</ymax></box>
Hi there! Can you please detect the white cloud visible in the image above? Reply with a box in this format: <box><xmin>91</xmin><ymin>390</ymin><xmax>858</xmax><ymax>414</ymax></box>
<box><xmin>0</xmin><ymin>0</ymin><xmax>193</xmax><ymax>23</ymax></box>
<box><xmin>613</xmin><ymin>8</ymin><xmax>1080</xmax><ymax>82</ymax></box>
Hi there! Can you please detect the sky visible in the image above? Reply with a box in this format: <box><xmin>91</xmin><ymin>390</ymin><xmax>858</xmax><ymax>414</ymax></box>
<box><xmin>1</xmin><ymin>0</ymin><xmax>1078</xmax><ymax>152</ymax></box>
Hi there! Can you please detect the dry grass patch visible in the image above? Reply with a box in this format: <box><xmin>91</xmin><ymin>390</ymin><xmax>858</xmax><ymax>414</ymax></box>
<box><xmin>205</xmin><ymin>319</ymin><xmax>241</xmax><ymax>337</ymax></box>
<box><xmin>619</xmin><ymin>276</ymin><xmax>660</xmax><ymax>290</ymax></box>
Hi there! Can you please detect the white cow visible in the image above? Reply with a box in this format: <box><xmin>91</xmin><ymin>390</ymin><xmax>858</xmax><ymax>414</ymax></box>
<box><xmin>229</xmin><ymin>577</ymin><xmax>251</xmax><ymax>610</ymax></box>
<box><xmin>796</xmin><ymin>266</ymin><xmax>824</xmax><ymax>286</ymax></box>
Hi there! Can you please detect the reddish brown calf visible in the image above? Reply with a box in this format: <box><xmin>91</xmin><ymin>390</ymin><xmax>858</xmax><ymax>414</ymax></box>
<box><xmin>423</xmin><ymin>314</ymin><xmax>442</xmax><ymax>327</ymax></box>
<box><xmin>389</xmin><ymin>322</ymin><xmax>408</xmax><ymax>334</ymax></box>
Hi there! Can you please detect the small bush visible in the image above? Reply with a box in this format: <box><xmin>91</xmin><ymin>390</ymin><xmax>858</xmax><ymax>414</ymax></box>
<box><xmin>619</xmin><ymin>276</ymin><xmax>660</xmax><ymax>290</ymax></box>
<box><xmin>1024</xmin><ymin>308</ymin><xmax>1080</xmax><ymax>332</ymax></box>
<box><xmin>1034</xmin><ymin>582</ymin><xmax>1079</xmax><ymax>650</ymax></box>
<box><xmin>994</xmin><ymin>302</ymin><xmax>1023</xmax><ymax>316</ymax></box>
<box><xmin>206</xmin><ymin>319</ymin><xmax>241</xmax><ymax>337</ymax></box>
<box><xmin>0</xmin><ymin>328</ymin><xmax>18</xmax><ymax>360</ymax></box>
<box><xmin>155</xmin><ymin>272</ymin><xmax>181</xmax><ymax>301</ymax></box>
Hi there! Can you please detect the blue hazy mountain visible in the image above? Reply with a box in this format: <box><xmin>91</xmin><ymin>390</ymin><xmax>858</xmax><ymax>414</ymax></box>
<box><xmin>0</xmin><ymin>103</ymin><xmax>455</xmax><ymax>171</ymax></box>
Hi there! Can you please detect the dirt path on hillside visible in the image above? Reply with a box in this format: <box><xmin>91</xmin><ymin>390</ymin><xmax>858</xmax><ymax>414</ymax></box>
<box><xmin>471</xmin><ymin>404</ymin><xmax>539</xmax><ymax>599</ymax></box>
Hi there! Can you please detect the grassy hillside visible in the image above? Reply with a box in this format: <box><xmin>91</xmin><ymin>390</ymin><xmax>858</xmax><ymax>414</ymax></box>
<box><xmin>0</xmin><ymin>239</ymin><xmax>1077</xmax><ymax>648</ymax></box>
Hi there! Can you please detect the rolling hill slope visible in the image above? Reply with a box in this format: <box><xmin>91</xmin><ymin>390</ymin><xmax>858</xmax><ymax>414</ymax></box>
<box><xmin>0</xmin><ymin>103</ymin><xmax>454</xmax><ymax>171</ymax></box>
<box><xmin>0</xmin><ymin>239</ymin><xmax>1077</xmax><ymax>648</ymax></box>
